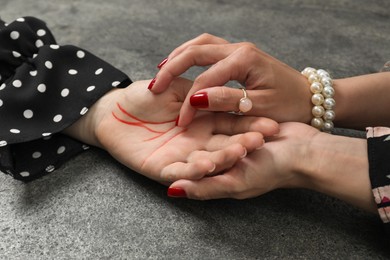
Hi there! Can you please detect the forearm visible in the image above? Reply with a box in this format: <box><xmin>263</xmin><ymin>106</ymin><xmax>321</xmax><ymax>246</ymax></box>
<box><xmin>334</xmin><ymin>72</ymin><xmax>390</xmax><ymax>129</ymax></box>
<box><xmin>301</xmin><ymin>133</ymin><xmax>377</xmax><ymax>213</ymax></box>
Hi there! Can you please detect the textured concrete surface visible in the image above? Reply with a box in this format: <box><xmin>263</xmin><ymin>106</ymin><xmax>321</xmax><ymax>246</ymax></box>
<box><xmin>1</xmin><ymin>0</ymin><xmax>390</xmax><ymax>259</ymax></box>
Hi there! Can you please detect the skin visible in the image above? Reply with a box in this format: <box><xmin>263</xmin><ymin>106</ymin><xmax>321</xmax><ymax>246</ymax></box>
<box><xmin>150</xmin><ymin>33</ymin><xmax>390</xmax><ymax>213</ymax></box>
<box><xmin>63</xmin><ymin>78</ymin><xmax>279</xmax><ymax>183</ymax></box>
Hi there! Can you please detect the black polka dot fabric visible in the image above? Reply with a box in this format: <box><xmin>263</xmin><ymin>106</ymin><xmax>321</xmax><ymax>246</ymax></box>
<box><xmin>0</xmin><ymin>17</ymin><xmax>132</xmax><ymax>181</ymax></box>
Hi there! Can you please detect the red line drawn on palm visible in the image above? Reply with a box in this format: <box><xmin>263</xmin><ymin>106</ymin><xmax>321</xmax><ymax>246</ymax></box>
<box><xmin>112</xmin><ymin>102</ymin><xmax>186</xmax><ymax>142</ymax></box>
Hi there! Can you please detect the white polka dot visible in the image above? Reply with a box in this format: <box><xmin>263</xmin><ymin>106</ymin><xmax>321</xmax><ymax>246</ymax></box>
<box><xmin>0</xmin><ymin>83</ymin><xmax>5</xmax><ymax>90</ymax></box>
<box><xmin>42</xmin><ymin>133</ymin><xmax>51</xmax><ymax>137</ymax></box>
<box><xmin>45</xmin><ymin>165</ymin><xmax>55</xmax><ymax>172</ymax></box>
<box><xmin>0</xmin><ymin>140</ymin><xmax>7</xmax><ymax>147</ymax></box>
<box><xmin>82</xmin><ymin>144</ymin><xmax>90</xmax><ymax>150</ymax></box>
<box><xmin>50</xmin><ymin>45</ymin><xmax>59</xmax><ymax>49</ymax></box>
<box><xmin>23</xmin><ymin>109</ymin><xmax>33</xmax><ymax>119</ymax></box>
<box><xmin>35</xmin><ymin>39</ymin><xmax>44</xmax><ymax>48</ymax></box>
<box><xmin>53</xmin><ymin>114</ymin><xmax>62</xmax><ymax>122</ymax></box>
<box><xmin>30</xmin><ymin>70</ymin><xmax>37</xmax><ymax>76</ymax></box>
<box><xmin>32</xmin><ymin>152</ymin><xmax>42</xmax><ymax>159</ymax></box>
<box><xmin>80</xmin><ymin>107</ymin><xmax>88</xmax><ymax>115</ymax></box>
<box><xmin>112</xmin><ymin>81</ymin><xmax>120</xmax><ymax>87</ymax></box>
<box><xmin>61</xmin><ymin>88</ymin><xmax>69</xmax><ymax>97</ymax></box>
<box><xmin>16</xmin><ymin>18</ymin><xmax>25</xmax><ymax>22</ymax></box>
<box><xmin>10</xmin><ymin>129</ymin><xmax>20</xmax><ymax>134</ymax></box>
<box><xmin>95</xmin><ymin>68</ymin><xmax>103</xmax><ymax>75</ymax></box>
<box><xmin>20</xmin><ymin>171</ymin><xmax>30</xmax><ymax>177</ymax></box>
<box><xmin>37</xmin><ymin>83</ymin><xmax>46</xmax><ymax>93</ymax></box>
<box><xmin>13</xmin><ymin>80</ymin><xmax>22</xmax><ymax>88</ymax></box>
<box><xmin>77</xmin><ymin>50</ymin><xmax>85</xmax><ymax>58</ymax></box>
<box><xmin>57</xmin><ymin>146</ymin><xmax>66</xmax><ymax>154</ymax></box>
<box><xmin>68</xmin><ymin>69</ymin><xmax>78</xmax><ymax>75</ymax></box>
<box><xmin>12</xmin><ymin>51</ymin><xmax>21</xmax><ymax>58</ymax></box>
<box><xmin>45</xmin><ymin>61</ymin><xmax>53</xmax><ymax>69</ymax></box>
<box><xmin>33</xmin><ymin>53</ymin><xmax>38</xmax><ymax>59</ymax></box>
<box><xmin>86</xmin><ymin>86</ymin><xmax>95</xmax><ymax>92</ymax></box>
<box><xmin>37</xmin><ymin>29</ymin><xmax>46</xmax><ymax>36</ymax></box>
<box><xmin>0</xmin><ymin>99</ymin><xmax>3</xmax><ymax>107</ymax></box>
<box><xmin>10</xmin><ymin>31</ymin><xmax>19</xmax><ymax>40</ymax></box>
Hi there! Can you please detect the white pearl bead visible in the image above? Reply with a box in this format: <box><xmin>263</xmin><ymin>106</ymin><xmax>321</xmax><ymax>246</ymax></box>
<box><xmin>323</xmin><ymin>98</ymin><xmax>336</xmax><ymax>110</ymax></box>
<box><xmin>321</xmin><ymin>77</ymin><xmax>332</xmax><ymax>87</ymax></box>
<box><xmin>323</xmin><ymin>121</ymin><xmax>334</xmax><ymax>132</ymax></box>
<box><xmin>308</xmin><ymin>74</ymin><xmax>320</xmax><ymax>83</ymax></box>
<box><xmin>311</xmin><ymin>117</ymin><xmax>324</xmax><ymax>129</ymax></box>
<box><xmin>322</xmin><ymin>86</ymin><xmax>335</xmax><ymax>98</ymax></box>
<box><xmin>312</xmin><ymin>105</ymin><xmax>325</xmax><ymax>117</ymax></box>
<box><xmin>323</xmin><ymin>110</ymin><xmax>335</xmax><ymax>121</ymax></box>
<box><xmin>311</xmin><ymin>93</ymin><xmax>324</xmax><ymax>106</ymax></box>
<box><xmin>302</xmin><ymin>67</ymin><xmax>316</xmax><ymax>77</ymax></box>
<box><xmin>317</xmin><ymin>69</ymin><xmax>330</xmax><ymax>78</ymax></box>
<box><xmin>310</xmin><ymin>82</ymin><xmax>323</xmax><ymax>94</ymax></box>
<box><xmin>239</xmin><ymin>97</ymin><xmax>253</xmax><ymax>113</ymax></box>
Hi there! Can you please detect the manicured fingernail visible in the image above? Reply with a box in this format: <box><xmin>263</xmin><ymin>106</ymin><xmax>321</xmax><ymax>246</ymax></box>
<box><xmin>167</xmin><ymin>187</ymin><xmax>187</xmax><ymax>198</ymax></box>
<box><xmin>240</xmin><ymin>148</ymin><xmax>247</xmax><ymax>158</ymax></box>
<box><xmin>148</xmin><ymin>78</ymin><xmax>156</xmax><ymax>90</ymax></box>
<box><xmin>175</xmin><ymin>115</ymin><xmax>180</xmax><ymax>126</ymax></box>
<box><xmin>157</xmin><ymin>58</ymin><xmax>168</xmax><ymax>69</ymax></box>
<box><xmin>190</xmin><ymin>92</ymin><xmax>209</xmax><ymax>108</ymax></box>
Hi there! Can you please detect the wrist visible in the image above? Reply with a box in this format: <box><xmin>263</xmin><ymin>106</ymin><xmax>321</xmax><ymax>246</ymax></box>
<box><xmin>63</xmin><ymin>88</ymin><xmax>122</xmax><ymax>149</ymax></box>
<box><xmin>299</xmin><ymin>132</ymin><xmax>376</xmax><ymax>212</ymax></box>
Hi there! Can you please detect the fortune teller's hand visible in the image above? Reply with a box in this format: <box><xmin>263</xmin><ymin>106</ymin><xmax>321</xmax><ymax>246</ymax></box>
<box><xmin>149</xmin><ymin>33</ymin><xmax>312</xmax><ymax>127</ymax></box>
<box><xmin>167</xmin><ymin>122</ymin><xmax>376</xmax><ymax>213</ymax></box>
<box><xmin>65</xmin><ymin>78</ymin><xmax>279</xmax><ymax>183</ymax></box>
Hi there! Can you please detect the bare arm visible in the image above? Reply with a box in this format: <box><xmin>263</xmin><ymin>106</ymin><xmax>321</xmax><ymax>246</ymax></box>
<box><xmin>334</xmin><ymin>72</ymin><xmax>390</xmax><ymax>129</ymax></box>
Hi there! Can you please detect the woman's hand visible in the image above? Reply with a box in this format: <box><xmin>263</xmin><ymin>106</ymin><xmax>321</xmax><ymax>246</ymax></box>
<box><xmin>150</xmin><ymin>33</ymin><xmax>312</xmax><ymax>127</ymax></box>
<box><xmin>65</xmin><ymin>78</ymin><xmax>279</xmax><ymax>183</ymax></box>
<box><xmin>168</xmin><ymin>122</ymin><xmax>376</xmax><ymax>213</ymax></box>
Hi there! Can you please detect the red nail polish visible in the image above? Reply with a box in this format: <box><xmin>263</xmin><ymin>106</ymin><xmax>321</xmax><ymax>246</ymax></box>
<box><xmin>175</xmin><ymin>115</ymin><xmax>180</xmax><ymax>126</ymax></box>
<box><xmin>190</xmin><ymin>92</ymin><xmax>209</xmax><ymax>108</ymax></box>
<box><xmin>167</xmin><ymin>187</ymin><xmax>187</xmax><ymax>198</ymax></box>
<box><xmin>148</xmin><ymin>78</ymin><xmax>156</xmax><ymax>90</ymax></box>
<box><xmin>157</xmin><ymin>58</ymin><xmax>168</xmax><ymax>69</ymax></box>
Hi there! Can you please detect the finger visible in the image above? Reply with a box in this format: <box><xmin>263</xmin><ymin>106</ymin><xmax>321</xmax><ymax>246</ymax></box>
<box><xmin>211</xmin><ymin>113</ymin><xmax>279</xmax><ymax>137</ymax></box>
<box><xmin>152</xmin><ymin>43</ymin><xmax>240</xmax><ymax>94</ymax></box>
<box><xmin>160</xmin><ymin>159</ymin><xmax>215</xmax><ymax>182</ymax></box>
<box><xmin>177</xmin><ymin>44</ymin><xmax>261</xmax><ymax>126</ymax></box>
<box><xmin>168</xmin><ymin>33</ymin><xmax>230</xmax><ymax>61</ymax></box>
<box><xmin>160</xmin><ymin>143</ymin><xmax>246</xmax><ymax>181</ymax></box>
<box><xmin>187</xmin><ymin>143</ymin><xmax>247</xmax><ymax>175</ymax></box>
<box><xmin>168</xmin><ymin>168</ymin><xmax>247</xmax><ymax>200</ymax></box>
<box><xmin>206</xmin><ymin>132</ymin><xmax>264</xmax><ymax>153</ymax></box>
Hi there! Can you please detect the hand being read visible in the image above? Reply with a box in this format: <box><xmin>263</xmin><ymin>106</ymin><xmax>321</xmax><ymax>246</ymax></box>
<box><xmin>95</xmin><ymin>78</ymin><xmax>279</xmax><ymax>183</ymax></box>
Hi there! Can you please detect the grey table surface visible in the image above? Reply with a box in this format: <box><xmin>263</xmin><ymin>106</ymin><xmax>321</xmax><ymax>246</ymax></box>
<box><xmin>1</xmin><ymin>0</ymin><xmax>390</xmax><ymax>259</ymax></box>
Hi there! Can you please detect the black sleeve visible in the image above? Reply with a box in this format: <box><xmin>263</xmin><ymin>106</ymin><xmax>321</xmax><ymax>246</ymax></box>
<box><xmin>0</xmin><ymin>16</ymin><xmax>132</xmax><ymax>181</ymax></box>
<box><xmin>366</xmin><ymin>127</ymin><xmax>390</xmax><ymax>235</ymax></box>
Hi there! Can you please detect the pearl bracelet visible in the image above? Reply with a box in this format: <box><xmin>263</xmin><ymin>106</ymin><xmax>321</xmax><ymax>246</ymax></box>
<box><xmin>301</xmin><ymin>67</ymin><xmax>335</xmax><ymax>133</ymax></box>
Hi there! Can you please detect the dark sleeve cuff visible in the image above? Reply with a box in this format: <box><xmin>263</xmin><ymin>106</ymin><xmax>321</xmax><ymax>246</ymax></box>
<box><xmin>366</xmin><ymin>127</ymin><xmax>390</xmax><ymax>234</ymax></box>
<box><xmin>0</xmin><ymin>16</ymin><xmax>132</xmax><ymax>180</ymax></box>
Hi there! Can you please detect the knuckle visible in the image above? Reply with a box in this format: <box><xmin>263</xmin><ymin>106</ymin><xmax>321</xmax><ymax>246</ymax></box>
<box><xmin>198</xmin><ymin>33</ymin><xmax>214</xmax><ymax>41</ymax></box>
<box><xmin>238</xmin><ymin>42</ymin><xmax>258</xmax><ymax>55</ymax></box>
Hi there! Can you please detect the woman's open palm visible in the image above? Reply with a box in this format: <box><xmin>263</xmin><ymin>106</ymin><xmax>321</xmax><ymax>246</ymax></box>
<box><xmin>94</xmin><ymin>78</ymin><xmax>279</xmax><ymax>183</ymax></box>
